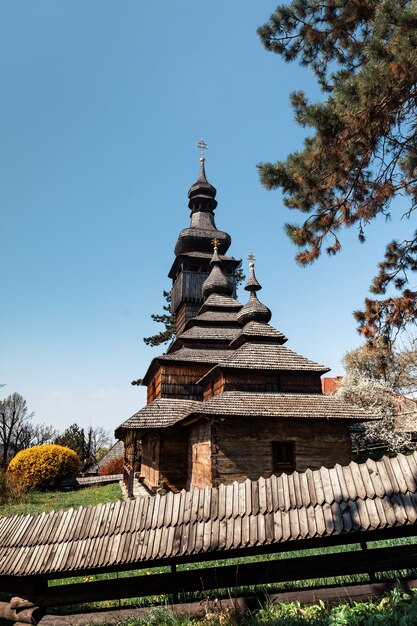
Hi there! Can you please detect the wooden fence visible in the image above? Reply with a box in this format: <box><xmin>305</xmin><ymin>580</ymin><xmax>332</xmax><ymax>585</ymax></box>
<box><xmin>2</xmin><ymin>524</ymin><xmax>417</xmax><ymax>622</ymax></box>
<box><xmin>2</xmin><ymin>453</ymin><xmax>417</xmax><ymax>622</ymax></box>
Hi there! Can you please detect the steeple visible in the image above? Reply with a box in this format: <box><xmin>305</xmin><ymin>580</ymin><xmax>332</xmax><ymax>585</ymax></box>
<box><xmin>174</xmin><ymin>146</ymin><xmax>231</xmax><ymax>256</ymax></box>
<box><xmin>237</xmin><ymin>254</ymin><xmax>272</xmax><ymax>325</ymax></box>
<box><xmin>169</xmin><ymin>143</ymin><xmax>241</xmax><ymax>334</ymax></box>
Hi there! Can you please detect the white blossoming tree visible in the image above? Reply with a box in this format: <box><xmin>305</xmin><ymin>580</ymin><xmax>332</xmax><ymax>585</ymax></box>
<box><xmin>335</xmin><ymin>373</ymin><xmax>412</xmax><ymax>454</ymax></box>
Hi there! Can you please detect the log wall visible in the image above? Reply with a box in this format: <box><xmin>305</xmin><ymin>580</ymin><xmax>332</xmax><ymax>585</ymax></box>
<box><xmin>159</xmin><ymin>427</ymin><xmax>189</xmax><ymax>491</ymax></box>
<box><xmin>280</xmin><ymin>373</ymin><xmax>322</xmax><ymax>393</ymax></box>
<box><xmin>141</xmin><ymin>433</ymin><xmax>160</xmax><ymax>491</ymax></box>
<box><xmin>188</xmin><ymin>421</ymin><xmax>212</xmax><ymax>489</ymax></box>
<box><xmin>211</xmin><ymin>419</ymin><xmax>352</xmax><ymax>485</ymax></box>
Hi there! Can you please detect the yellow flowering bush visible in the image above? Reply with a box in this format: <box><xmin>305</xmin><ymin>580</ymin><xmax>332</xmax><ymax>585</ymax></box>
<box><xmin>8</xmin><ymin>444</ymin><xmax>80</xmax><ymax>490</ymax></box>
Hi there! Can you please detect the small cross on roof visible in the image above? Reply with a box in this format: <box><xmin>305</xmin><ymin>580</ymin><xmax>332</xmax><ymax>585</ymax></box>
<box><xmin>197</xmin><ymin>139</ymin><xmax>208</xmax><ymax>159</ymax></box>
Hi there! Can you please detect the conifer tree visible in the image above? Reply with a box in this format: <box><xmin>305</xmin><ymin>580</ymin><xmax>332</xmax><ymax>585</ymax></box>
<box><xmin>258</xmin><ymin>0</ymin><xmax>417</xmax><ymax>342</ymax></box>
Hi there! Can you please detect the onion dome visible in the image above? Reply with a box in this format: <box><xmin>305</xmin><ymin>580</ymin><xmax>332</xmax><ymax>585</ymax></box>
<box><xmin>202</xmin><ymin>240</ymin><xmax>234</xmax><ymax>298</ymax></box>
<box><xmin>188</xmin><ymin>156</ymin><xmax>218</xmax><ymax>214</ymax></box>
<box><xmin>237</xmin><ymin>255</ymin><xmax>271</xmax><ymax>325</ymax></box>
<box><xmin>174</xmin><ymin>150</ymin><xmax>231</xmax><ymax>256</ymax></box>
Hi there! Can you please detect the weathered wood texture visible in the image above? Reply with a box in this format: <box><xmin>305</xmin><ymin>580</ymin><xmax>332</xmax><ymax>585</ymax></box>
<box><xmin>147</xmin><ymin>369</ymin><xmax>162</xmax><ymax>404</ymax></box>
<box><xmin>280</xmin><ymin>373</ymin><xmax>322</xmax><ymax>393</ymax></box>
<box><xmin>211</xmin><ymin>419</ymin><xmax>352</xmax><ymax>486</ymax></box>
<box><xmin>171</xmin><ymin>272</ymin><xmax>208</xmax><ymax>313</ymax></box>
<box><xmin>0</xmin><ymin>600</ymin><xmax>40</xmax><ymax>624</ymax></box>
<box><xmin>174</xmin><ymin>301</ymin><xmax>202</xmax><ymax>335</ymax></box>
<box><xmin>204</xmin><ymin>373</ymin><xmax>323</xmax><ymax>396</ymax></box>
<box><xmin>3</xmin><ymin>453</ymin><xmax>417</xmax><ymax>580</ymax></box>
<box><xmin>203</xmin><ymin>374</ymin><xmax>224</xmax><ymax>400</ymax></box>
<box><xmin>161</xmin><ymin>365</ymin><xmax>207</xmax><ymax>400</ymax></box>
<box><xmin>141</xmin><ymin>433</ymin><xmax>160</xmax><ymax>491</ymax></box>
<box><xmin>188</xmin><ymin>421</ymin><xmax>212</xmax><ymax>489</ymax></box>
<box><xmin>10</xmin><ymin>542</ymin><xmax>417</xmax><ymax>609</ymax></box>
<box><xmin>148</xmin><ymin>365</ymin><xmax>209</xmax><ymax>403</ymax></box>
<box><xmin>159</xmin><ymin>428</ymin><xmax>189</xmax><ymax>491</ymax></box>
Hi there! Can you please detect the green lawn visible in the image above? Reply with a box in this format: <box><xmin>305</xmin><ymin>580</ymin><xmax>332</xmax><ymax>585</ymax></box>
<box><xmin>0</xmin><ymin>481</ymin><xmax>122</xmax><ymax>517</ymax></box>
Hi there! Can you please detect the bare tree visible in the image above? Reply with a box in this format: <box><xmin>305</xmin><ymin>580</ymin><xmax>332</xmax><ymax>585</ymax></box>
<box><xmin>0</xmin><ymin>393</ymin><xmax>34</xmax><ymax>468</ymax></box>
<box><xmin>15</xmin><ymin>422</ymin><xmax>59</xmax><ymax>452</ymax></box>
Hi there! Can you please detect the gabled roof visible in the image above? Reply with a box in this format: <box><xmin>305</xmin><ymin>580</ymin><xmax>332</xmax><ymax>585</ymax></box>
<box><xmin>1</xmin><ymin>452</ymin><xmax>416</xmax><ymax>576</ymax></box>
<box><xmin>184</xmin><ymin>391</ymin><xmax>377</xmax><ymax>422</ymax></box>
<box><xmin>115</xmin><ymin>398</ymin><xmax>201</xmax><ymax>436</ymax></box>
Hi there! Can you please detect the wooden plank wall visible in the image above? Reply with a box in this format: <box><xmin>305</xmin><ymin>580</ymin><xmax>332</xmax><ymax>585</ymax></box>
<box><xmin>175</xmin><ymin>302</ymin><xmax>201</xmax><ymax>335</ymax></box>
<box><xmin>203</xmin><ymin>373</ymin><xmax>224</xmax><ymax>400</ymax></box>
<box><xmin>211</xmin><ymin>419</ymin><xmax>352</xmax><ymax>485</ymax></box>
<box><xmin>148</xmin><ymin>365</ymin><xmax>209</xmax><ymax>403</ymax></box>
<box><xmin>160</xmin><ymin>365</ymin><xmax>208</xmax><ymax>400</ymax></box>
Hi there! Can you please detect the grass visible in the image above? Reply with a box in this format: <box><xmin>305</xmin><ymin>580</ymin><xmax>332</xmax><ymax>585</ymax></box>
<box><xmin>79</xmin><ymin>589</ymin><xmax>417</xmax><ymax>625</ymax></box>
<box><xmin>0</xmin><ymin>481</ymin><xmax>122</xmax><ymax>516</ymax></box>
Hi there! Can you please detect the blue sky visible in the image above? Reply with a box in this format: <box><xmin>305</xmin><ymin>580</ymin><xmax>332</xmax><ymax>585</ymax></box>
<box><xmin>1</xmin><ymin>2</ymin><xmax>411</xmax><ymax>437</ymax></box>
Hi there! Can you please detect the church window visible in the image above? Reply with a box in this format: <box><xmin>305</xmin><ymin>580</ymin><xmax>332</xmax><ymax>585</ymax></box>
<box><xmin>272</xmin><ymin>441</ymin><xmax>295</xmax><ymax>473</ymax></box>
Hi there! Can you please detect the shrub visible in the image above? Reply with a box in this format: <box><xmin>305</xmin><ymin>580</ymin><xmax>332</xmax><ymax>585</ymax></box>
<box><xmin>99</xmin><ymin>456</ymin><xmax>124</xmax><ymax>476</ymax></box>
<box><xmin>8</xmin><ymin>444</ymin><xmax>80</xmax><ymax>490</ymax></box>
<box><xmin>0</xmin><ymin>470</ymin><xmax>27</xmax><ymax>504</ymax></box>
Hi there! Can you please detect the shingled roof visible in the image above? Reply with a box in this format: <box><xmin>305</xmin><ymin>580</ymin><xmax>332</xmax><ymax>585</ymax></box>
<box><xmin>199</xmin><ymin>293</ymin><xmax>242</xmax><ymax>312</ymax></box>
<box><xmin>230</xmin><ymin>321</ymin><xmax>288</xmax><ymax>348</ymax></box>
<box><xmin>115</xmin><ymin>398</ymin><xmax>201</xmax><ymax>436</ymax></box>
<box><xmin>219</xmin><ymin>343</ymin><xmax>329</xmax><ymax>372</ymax></box>
<box><xmin>158</xmin><ymin>348</ymin><xmax>234</xmax><ymax>363</ymax></box>
<box><xmin>184</xmin><ymin>391</ymin><xmax>377</xmax><ymax>422</ymax></box>
<box><xmin>197</xmin><ymin>343</ymin><xmax>329</xmax><ymax>387</ymax></box>
<box><xmin>1</xmin><ymin>453</ymin><xmax>417</xmax><ymax>577</ymax></box>
<box><xmin>186</xmin><ymin>310</ymin><xmax>240</xmax><ymax>325</ymax></box>
<box><xmin>177</xmin><ymin>326</ymin><xmax>239</xmax><ymax>342</ymax></box>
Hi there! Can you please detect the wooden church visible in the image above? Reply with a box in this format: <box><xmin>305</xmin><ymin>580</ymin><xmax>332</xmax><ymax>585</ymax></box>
<box><xmin>115</xmin><ymin>155</ymin><xmax>376</xmax><ymax>493</ymax></box>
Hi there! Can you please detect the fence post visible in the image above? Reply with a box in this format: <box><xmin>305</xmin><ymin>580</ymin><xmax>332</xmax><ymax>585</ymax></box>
<box><xmin>360</xmin><ymin>540</ymin><xmax>376</xmax><ymax>583</ymax></box>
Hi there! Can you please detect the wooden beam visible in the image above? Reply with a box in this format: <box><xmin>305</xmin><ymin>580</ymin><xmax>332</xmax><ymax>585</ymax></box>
<box><xmin>23</xmin><ymin>542</ymin><xmax>417</xmax><ymax>608</ymax></box>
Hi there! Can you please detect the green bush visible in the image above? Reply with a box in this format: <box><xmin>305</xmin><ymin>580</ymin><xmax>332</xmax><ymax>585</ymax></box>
<box><xmin>8</xmin><ymin>444</ymin><xmax>80</xmax><ymax>490</ymax></box>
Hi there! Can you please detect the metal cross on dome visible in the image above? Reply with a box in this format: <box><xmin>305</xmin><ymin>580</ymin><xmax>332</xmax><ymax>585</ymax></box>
<box><xmin>247</xmin><ymin>252</ymin><xmax>256</xmax><ymax>267</ymax></box>
<box><xmin>197</xmin><ymin>139</ymin><xmax>208</xmax><ymax>158</ymax></box>
<box><xmin>211</xmin><ymin>238</ymin><xmax>220</xmax><ymax>252</ymax></box>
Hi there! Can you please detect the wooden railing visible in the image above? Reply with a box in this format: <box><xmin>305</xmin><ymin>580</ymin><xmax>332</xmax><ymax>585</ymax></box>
<box><xmin>123</xmin><ymin>463</ymin><xmax>134</xmax><ymax>498</ymax></box>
